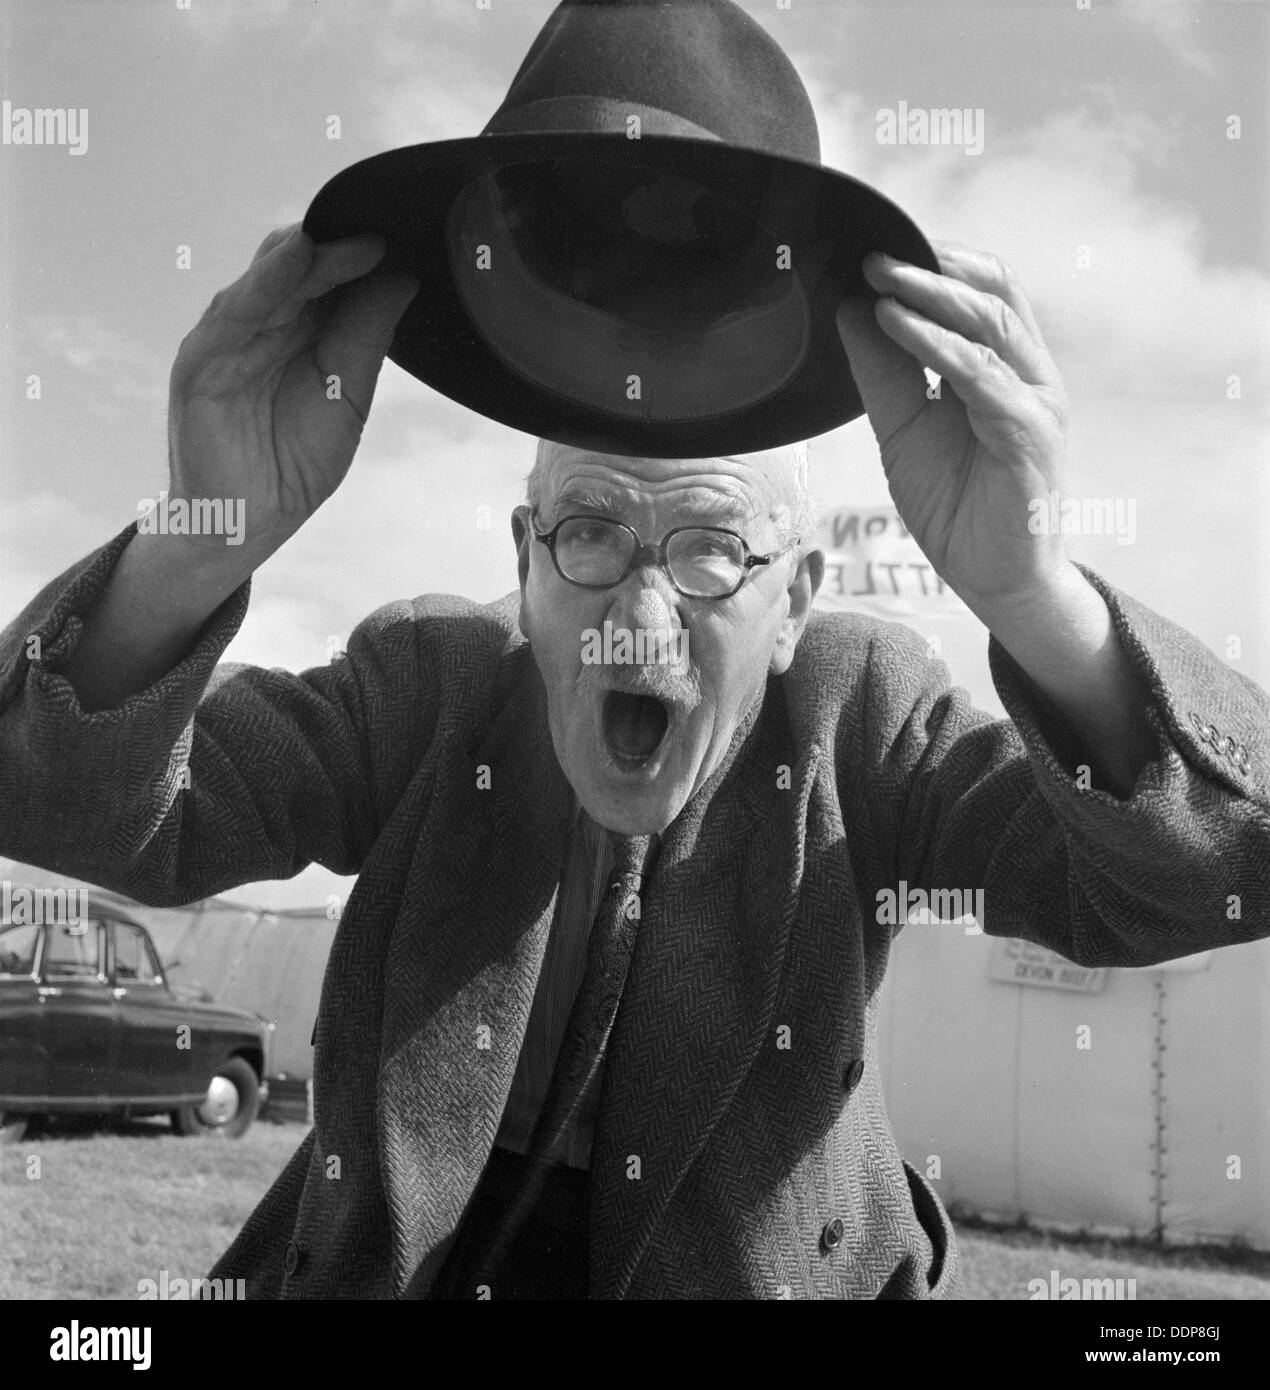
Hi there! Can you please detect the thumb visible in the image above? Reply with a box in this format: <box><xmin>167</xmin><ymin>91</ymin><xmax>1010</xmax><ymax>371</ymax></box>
<box><xmin>836</xmin><ymin>297</ymin><xmax>929</xmax><ymax>446</ymax></box>
<box><xmin>317</xmin><ymin>269</ymin><xmax>420</xmax><ymax>421</ymax></box>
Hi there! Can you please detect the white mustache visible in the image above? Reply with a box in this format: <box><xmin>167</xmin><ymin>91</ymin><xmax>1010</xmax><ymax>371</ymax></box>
<box><xmin>574</xmin><ymin>659</ymin><xmax>704</xmax><ymax>711</ymax></box>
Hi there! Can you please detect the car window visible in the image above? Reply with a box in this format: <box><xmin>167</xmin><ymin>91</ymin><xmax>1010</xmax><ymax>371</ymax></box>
<box><xmin>0</xmin><ymin>924</ymin><xmax>40</xmax><ymax>977</ymax></box>
<box><xmin>43</xmin><ymin>922</ymin><xmax>102</xmax><ymax>979</ymax></box>
<box><xmin>114</xmin><ymin>924</ymin><xmax>163</xmax><ymax>984</ymax></box>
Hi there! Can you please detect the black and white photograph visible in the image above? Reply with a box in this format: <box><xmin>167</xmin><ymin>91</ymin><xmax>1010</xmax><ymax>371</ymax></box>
<box><xmin>0</xmin><ymin>0</ymin><xmax>1266</xmax><ymax>1342</ymax></box>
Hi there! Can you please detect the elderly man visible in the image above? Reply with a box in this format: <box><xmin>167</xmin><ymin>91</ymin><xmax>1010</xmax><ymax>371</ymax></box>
<box><xmin>1</xmin><ymin>213</ymin><xmax>1267</xmax><ymax>1300</ymax></box>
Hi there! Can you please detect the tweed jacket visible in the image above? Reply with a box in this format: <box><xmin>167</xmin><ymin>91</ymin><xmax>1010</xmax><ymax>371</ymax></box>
<box><xmin>1</xmin><ymin>523</ymin><xmax>1267</xmax><ymax>1300</ymax></box>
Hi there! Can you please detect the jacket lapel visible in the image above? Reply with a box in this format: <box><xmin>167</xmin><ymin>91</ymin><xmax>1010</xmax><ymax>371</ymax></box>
<box><xmin>589</xmin><ymin>685</ymin><xmax>823</xmax><ymax>1297</ymax></box>
<box><xmin>377</xmin><ymin>645</ymin><xmax>573</xmax><ymax>1296</ymax></box>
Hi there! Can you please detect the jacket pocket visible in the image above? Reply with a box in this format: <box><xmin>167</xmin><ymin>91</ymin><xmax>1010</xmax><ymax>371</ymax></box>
<box><xmin>900</xmin><ymin>1158</ymin><xmax>962</xmax><ymax>1298</ymax></box>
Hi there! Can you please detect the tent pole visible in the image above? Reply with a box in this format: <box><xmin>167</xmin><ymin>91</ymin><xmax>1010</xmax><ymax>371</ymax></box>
<box><xmin>1149</xmin><ymin>973</ymin><xmax>1168</xmax><ymax>1245</ymax></box>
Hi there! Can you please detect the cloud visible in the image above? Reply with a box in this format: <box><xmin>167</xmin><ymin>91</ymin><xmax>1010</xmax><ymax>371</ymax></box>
<box><xmin>24</xmin><ymin>314</ymin><xmax>167</xmax><ymax>423</ymax></box>
<box><xmin>1118</xmin><ymin>0</ymin><xmax>1217</xmax><ymax>77</ymax></box>
<box><xmin>215</xmin><ymin>862</ymin><xmax>355</xmax><ymax>912</ymax></box>
<box><xmin>0</xmin><ymin>490</ymin><xmax>129</xmax><ymax>613</ymax></box>
<box><xmin>208</xmin><ymin>398</ymin><xmax>530</xmax><ymax>679</ymax></box>
<box><xmin>804</xmin><ymin>79</ymin><xmax>1269</xmax><ymax>406</ymax></box>
<box><xmin>176</xmin><ymin>0</ymin><xmax>318</xmax><ymax>43</ymax></box>
<box><xmin>219</xmin><ymin>591</ymin><xmax>338</xmax><ymax>674</ymax></box>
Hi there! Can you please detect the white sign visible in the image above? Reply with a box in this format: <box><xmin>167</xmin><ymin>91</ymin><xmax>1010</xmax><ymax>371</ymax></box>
<box><xmin>987</xmin><ymin>937</ymin><xmax>1107</xmax><ymax>993</ymax></box>
<box><xmin>815</xmin><ymin>505</ymin><xmax>970</xmax><ymax>620</ymax></box>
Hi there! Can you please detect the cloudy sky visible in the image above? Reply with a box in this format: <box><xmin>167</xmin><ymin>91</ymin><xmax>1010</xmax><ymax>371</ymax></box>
<box><xmin>2</xmin><ymin>0</ymin><xmax>1265</xmax><ymax>907</ymax></box>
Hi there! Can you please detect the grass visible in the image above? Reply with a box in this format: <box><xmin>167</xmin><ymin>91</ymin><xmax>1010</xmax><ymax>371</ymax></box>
<box><xmin>956</xmin><ymin>1218</ymin><xmax>1270</xmax><ymax>1301</ymax></box>
<box><xmin>0</xmin><ymin>1115</ymin><xmax>301</xmax><ymax>1300</ymax></box>
<box><xmin>2</xmin><ymin>1118</ymin><xmax>1267</xmax><ymax>1300</ymax></box>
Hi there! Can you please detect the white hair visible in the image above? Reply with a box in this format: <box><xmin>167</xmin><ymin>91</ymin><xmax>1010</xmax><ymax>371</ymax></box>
<box><xmin>526</xmin><ymin>439</ymin><xmax>817</xmax><ymax>554</ymax></box>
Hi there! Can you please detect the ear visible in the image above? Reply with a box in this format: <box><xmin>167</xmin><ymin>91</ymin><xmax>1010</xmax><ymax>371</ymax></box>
<box><xmin>769</xmin><ymin>547</ymin><xmax>824</xmax><ymax>675</ymax></box>
<box><xmin>511</xmin><ymin>505</ymin><xmax>534</xmax><ymax>641</ymax></box>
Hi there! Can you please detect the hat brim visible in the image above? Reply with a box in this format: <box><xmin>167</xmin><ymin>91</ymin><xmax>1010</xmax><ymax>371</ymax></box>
<box><xmin>303</xmin><ymin>133</ymin><xmax>939</xmax><ymax>457</ymax></box>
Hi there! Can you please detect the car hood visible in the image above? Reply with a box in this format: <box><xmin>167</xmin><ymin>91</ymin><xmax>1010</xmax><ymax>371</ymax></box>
<box><xmin>169</xmin><ymin>980</ymin><xmax>216</xmax><ymax>1005</ymax></box>
<box><xmin>168</xmin><ymin>983</ymin><xmax>268</xmax><ymax>1033</ymax></box>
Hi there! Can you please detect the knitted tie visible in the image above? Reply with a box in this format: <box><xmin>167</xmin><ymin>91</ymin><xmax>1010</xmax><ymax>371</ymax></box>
<box><xmin>469</xmin><ymin>830</ymin><xmax>658</xmax><ymax>1284</ymax></box>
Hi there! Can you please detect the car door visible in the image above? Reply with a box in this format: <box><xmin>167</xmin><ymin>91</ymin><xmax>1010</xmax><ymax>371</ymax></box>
<box><xmin>0</xmin><ymin>923</ymin><xmax>48</xmax><ymax>1104</ymax></box>
<box><xmin>110</xmin><ymin>921</ymin><xmax>193</xmax><ymax>1102</ymax></box>
<box><xmin>38</xmin><ymin>919</ymin><xmax>118</xmax><ymax>1103</ymax></box>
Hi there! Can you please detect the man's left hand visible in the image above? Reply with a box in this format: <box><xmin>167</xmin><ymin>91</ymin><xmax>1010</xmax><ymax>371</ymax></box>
<box><xmin>837</xmin><ymin>242</ymin><xmax>1159</xmax><ymax>798</ymax></box>
<box><xmin>836</xmin><ymin>241</ymin><xmax>1068</xmax><ymax>615</ymax></box>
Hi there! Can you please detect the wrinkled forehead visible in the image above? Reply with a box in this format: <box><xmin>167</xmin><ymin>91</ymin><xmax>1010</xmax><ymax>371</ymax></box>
<box><xmin>536</xmin><ymin>441</ymin><xmax>805</xmax><ymax>526</ymax></box>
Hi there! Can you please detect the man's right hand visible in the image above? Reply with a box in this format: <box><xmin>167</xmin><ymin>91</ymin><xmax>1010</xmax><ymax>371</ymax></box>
<box><xmin>169</xmin><ymin>223</ymin><xmax>419</xmax><ymax>565</ymax></box>
<box><xmin>51</xmin><ymin>226</ymin><xmax>417</xmax><ymax>712</ymax></box>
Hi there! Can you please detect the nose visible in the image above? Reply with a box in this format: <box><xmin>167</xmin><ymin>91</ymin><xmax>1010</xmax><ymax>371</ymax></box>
<box><xmin>605</xmin><ymin>561</ymin><xmax>685</xmax><ymax>650</ymax></box>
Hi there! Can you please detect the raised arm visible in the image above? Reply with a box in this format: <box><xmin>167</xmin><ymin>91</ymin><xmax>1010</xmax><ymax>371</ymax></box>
<box><xmin>833</xmin><ymin>242</ymin><xmax>1267</xmax><ymax>961</ymax></box>
<box><xmin>61</xmin><ymin>224</ymin><xmax>417</xmax><ymax>711</ymax></box>
<box><xmin>0</xmin><ymin>226</ymin><xmax>419</xmax><ymax>902</ymax></box>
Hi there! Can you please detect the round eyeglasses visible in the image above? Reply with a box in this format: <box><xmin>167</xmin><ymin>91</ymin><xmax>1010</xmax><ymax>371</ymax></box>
<box><xmin>531</xmin><ymin>512</ymin><xmax>799</xmax><ymax>600</ymax></box>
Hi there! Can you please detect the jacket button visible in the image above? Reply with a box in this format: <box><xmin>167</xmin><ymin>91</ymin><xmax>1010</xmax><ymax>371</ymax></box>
<box><xmin>820</xmin><ymin>1218</ymin><xmax>845</xmax><ymax>1253</ymax></box>
<box><xmin>283</xmin><ymin>1240</ymin><xmax>302</xmax><ymax>1276</ymax></box>
<box><xmin>843</xmin><ymin>1058</ymin><xmax>865</xmax><ymax>1093</ymax></box>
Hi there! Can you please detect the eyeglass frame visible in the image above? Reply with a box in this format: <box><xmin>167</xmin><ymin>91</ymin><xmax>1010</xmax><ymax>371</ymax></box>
<box><xmin>529</xmin><ymin>508</ymin><xmax>801</xmax><ymax>600</ymax></box>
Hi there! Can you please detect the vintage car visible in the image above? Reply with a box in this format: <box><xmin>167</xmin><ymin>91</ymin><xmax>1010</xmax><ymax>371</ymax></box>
<box><xmin>0</xmin><ymin>896</ymin><xmax>271</xmax><ymax>1142</ymax></box>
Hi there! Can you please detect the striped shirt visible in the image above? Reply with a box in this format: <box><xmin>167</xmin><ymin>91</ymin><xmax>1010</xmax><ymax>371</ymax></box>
<box><xmin>494</xmin><ymin>800</ymin><xmax>615</xmax><ymax>1170</ymax></box>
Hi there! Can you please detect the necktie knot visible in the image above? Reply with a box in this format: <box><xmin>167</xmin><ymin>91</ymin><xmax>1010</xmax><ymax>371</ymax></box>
<box><xmin>608</xmin><ymin>832</ymin><xmax>657</xmax><ymax>889</ymax></box>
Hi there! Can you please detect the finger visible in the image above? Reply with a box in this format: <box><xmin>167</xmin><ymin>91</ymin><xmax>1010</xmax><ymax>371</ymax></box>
<box><xmin>928</xmin><ymin>240</ymin><xmax>1048</xmax><ymax>346</ymax></box>
<box><xmin>312</xmin><ymin>269</ymin><xmax>420</xmax><ymax>422</ymax></box>
<box><xmin>872</xmin><ymin>294</ymin><xmax>1046</xmax><ymax>427</ymax></box>
<box><xmin>862</xmin><ymin>253</ymin><xmax>1057</xmax><ymax>388</ymax></box>
<box><xmin>189</xmin><ymin>227</ymin><xmax>314</xmax><ymax>354</ymax></box>
<box><xmin>250</xmin><ymin>222</ymin><xmax>303</xmax><ymax>267</ymax></box>
<box><xmin>261</xmin><ymin>235</ymin><xmax>390</xmax><ymax>331</ymax></box>
<box><xmin>187</xmin><ymin>231</ymin><xmax>384</xmax><ymax>358</ymax></box>
<box><xmin>835</xmin><ymin>297</ymin><xmax>931</xmax><ymax>448</ymax></box>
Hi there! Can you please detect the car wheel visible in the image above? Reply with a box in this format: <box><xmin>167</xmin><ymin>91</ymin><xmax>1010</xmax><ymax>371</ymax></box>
<box><xmin>0</xmin><ymin>1111</ymin><xmax>30</xmax><ymax>1144</ymax></box>
<box><xmin>172</xmin><ymin>1057</ymin><xmax>259</xmax><ymax>1139</ymax></box>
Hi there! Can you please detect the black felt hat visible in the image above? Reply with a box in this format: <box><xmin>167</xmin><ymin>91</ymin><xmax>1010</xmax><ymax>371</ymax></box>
<box><xmin>303</xmin><ymin>0</ymin><xmax>938</xmax><ymax>457</ymax></box>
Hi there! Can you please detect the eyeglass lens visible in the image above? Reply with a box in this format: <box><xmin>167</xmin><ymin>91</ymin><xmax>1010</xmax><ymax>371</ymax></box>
<box><xmin>554</xmin><ymin>517</ymin><xmax>746</xmax><ymax>596</ymax></box>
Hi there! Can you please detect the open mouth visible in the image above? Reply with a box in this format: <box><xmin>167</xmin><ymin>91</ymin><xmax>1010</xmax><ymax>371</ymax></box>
<box><xmin>602</xmin><ymin>690</ymin><xmax>671</xmax><ymax>763</ymax></box>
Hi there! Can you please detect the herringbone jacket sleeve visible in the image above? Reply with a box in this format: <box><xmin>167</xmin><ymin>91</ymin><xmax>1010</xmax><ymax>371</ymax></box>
<box><xmin>0</xmin><ymin>523</ymin><xmax>450</xmax><ymax>906</ymax></box>
<box><xmin>853</xmin><ymin>565</ymin><xmax>1270</xmax><ymax>967</ymax></box>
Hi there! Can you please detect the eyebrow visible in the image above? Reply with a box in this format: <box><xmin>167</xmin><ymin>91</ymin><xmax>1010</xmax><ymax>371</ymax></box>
<box><xmin>551</xmin><ymin>488</ymin><xmax>627</xmax><ymax>516</ymax></box>
<box><xmin>547</xmin><ymin>488</ymin><xmax>755</xmax><ymax>530</ymax></box>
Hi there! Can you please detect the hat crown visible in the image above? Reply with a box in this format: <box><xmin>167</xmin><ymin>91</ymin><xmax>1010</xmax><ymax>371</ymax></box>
<box><xmin>483</xmin><ymin>0</ymin><xmax>821</xmax><ymax>163</ymax></box>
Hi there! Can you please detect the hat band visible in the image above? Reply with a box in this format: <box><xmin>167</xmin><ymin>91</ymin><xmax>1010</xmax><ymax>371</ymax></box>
<box><xmin>483</xmin><ymin>95</ymin><xmax>724</xmax><ymax>144</ymax></box>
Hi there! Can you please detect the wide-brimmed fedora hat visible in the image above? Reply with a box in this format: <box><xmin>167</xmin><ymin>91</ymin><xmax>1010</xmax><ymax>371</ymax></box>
<box><xmin>303</xmin><ymin>0</ymin><xmax>938</xmax><ymax>457</ymax></box>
